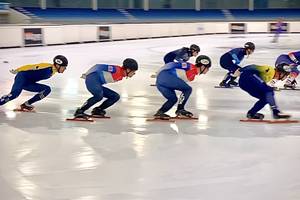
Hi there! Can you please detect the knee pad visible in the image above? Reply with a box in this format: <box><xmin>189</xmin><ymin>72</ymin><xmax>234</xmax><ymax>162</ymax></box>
<box><xmin>39</xmin><ymin>86</ymin><xmax>51</xmax><ymax>99</ymax></box>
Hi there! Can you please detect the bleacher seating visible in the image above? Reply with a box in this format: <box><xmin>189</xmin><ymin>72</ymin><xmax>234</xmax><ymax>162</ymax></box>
<box><xmin>126</xmin><ymin>9</ymin><xmax>225</xmax><ymax>22</ymax></box>
<box><xmin>229</xmin><ymin>9</ymin><xmax>300</xmax><ymax>20</ymax></box>
<box><xmin>11</xmin><ymin>7</ymin><xmax>300</xmax><ymax>23</ymax></box>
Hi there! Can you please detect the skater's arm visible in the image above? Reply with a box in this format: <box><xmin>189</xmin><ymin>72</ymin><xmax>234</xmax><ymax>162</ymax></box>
<box><xmin>97</xmin><ymin>64</ymin><xmax>117</xmax><ymax>73</ymax></box>
<box><xmin>288</xmin><ymin>52</ymin><xmax>299</xmax><ymax>64</ymax></box>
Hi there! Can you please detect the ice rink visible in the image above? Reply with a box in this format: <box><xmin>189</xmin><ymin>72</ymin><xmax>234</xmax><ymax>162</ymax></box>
<box><xmin>1</xmin><ymin>33</ymin><xmax>300</xmax><ymax>200</ymax></box>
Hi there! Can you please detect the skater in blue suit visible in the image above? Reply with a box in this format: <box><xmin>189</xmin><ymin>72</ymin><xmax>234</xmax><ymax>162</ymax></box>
<box><xmin>150</xmin><ymin>44</ymin><xmax>200</xmax><ymax>79</ymax></box>
<box><xmin>219</xmin><ymin>42</ymin><xmax>255</xmax><ymax>87</ymax></box>
<box><xmin>73</xmin><ymin>58</ymin><xmax>138</xmax><ymax>119</ymax></box>
<box><xmin>154</xmin><ymin>55</ymin><xmax>211</xmax><ymax>119</ymax></box>
<box><xmin>163</xmin><ymin>44</ymin><xmax>200</xmax><ymax>64</ymax></box>
<box><xmin>239</xmin><ymin>64</ymin><xmax>291</xmax><ymax>119</ymax></box>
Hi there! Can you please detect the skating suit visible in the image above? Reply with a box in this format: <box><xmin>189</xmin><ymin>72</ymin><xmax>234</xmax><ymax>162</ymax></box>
<box><xmin>220</xmin><ymin>48</ymin><xmax>247</xmax><ymax>73</ymax></box>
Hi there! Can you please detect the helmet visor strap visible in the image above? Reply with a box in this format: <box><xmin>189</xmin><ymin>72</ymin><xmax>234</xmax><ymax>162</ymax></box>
<box><xmin>199</xmin><ymin>66</ymin><xmax>206</xmax><ymax>74</ymax></box>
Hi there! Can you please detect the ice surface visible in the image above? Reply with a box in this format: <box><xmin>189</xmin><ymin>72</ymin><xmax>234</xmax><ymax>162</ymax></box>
<box><xmin>0</xmin><ymin>34</ymin><xmax>300</xmax><ymax>200</ymax></box>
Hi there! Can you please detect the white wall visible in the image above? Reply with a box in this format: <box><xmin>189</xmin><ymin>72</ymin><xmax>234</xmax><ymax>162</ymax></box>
<box><xmin>43</xmin><ymin>26</ymin><xmax>64</xmax><ymax>45</ymax></box>
<box><xmin>0</xmin><ymin>26</ymin><xmax>23</xmax><ymax>47</ymax></box>
<box><xmin>202</xmin><ymin>22</ymin><xmax>229</xmax><ymax>34</ymax></box>
<box><xmin>290</xmin><ymin>22</ymin><xmax>300</xmax><ymax>32</ymax></box>
<box><xmin>0</xmin><ymin>21</ymin><xmax>299</xmax><ymax>48</ymax></box>
<box><xmin>247</xmin><ymin>22</ymin><xmax>268</xmax><ymax>33</ymax></box>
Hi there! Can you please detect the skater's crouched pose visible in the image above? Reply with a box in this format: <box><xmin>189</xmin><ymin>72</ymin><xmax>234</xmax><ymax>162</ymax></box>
<box><xmin>239</xmin><ymin>64</ymin><xmax>291</xmax><ymax>120</ymax></box>
<box><xmin>74</xmin><ymin>58</ymin><xmax>138</xmax><ymax>119</ymax></box>
<box><xmin>270</xmin><ymin>51</ymin><xmax>300</xmax><ymax>89</ymax></box>
<box><xmin>163</xmin><ymin>44</ymin><xmax>200</xmax><ymax>64</ymax></box>
<box><xmin>154</xmin><ymin>55</ymin><xmax>212</xmax><ymax>119</ymax></box>
<box><xmin>0</xmin><ymin>55</ymin><xmax>68</xmax><ymax>111</ymax></box>
<box><xmin>219</xmin><ymin>42</ymin><xmax>255</xmax><ymax>87</ymax></box>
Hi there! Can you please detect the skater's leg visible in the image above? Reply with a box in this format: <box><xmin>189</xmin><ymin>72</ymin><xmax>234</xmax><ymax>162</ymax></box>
<box><xmin>0</xmin><ymin>73</ymin><xmax>26</xmax><ymax>105</ymax></box>
<box><xmin>96</xmin><ymin>87</ymin><xmax>120</xmax><ymax>110</ymax></box>
<box><xmin>156</xmin><ymin>85</ymin><xmax>178</xmax><ymax>114</ymax></box>
<box><xmin>79</xmin><ymin>73</ymin><xmax>104</xmax><ymax>112</ymax></box>
<box><xmin>23</xmin><ymin>83</ymin><xmax>51</xmax><ymax>105</ymax></box>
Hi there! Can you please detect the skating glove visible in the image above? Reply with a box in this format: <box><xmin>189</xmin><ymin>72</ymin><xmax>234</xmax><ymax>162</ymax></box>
<box><xmin>9</xmin><ymin>69</ymin><xmax>18</xmax><ymax>74</ymax></box>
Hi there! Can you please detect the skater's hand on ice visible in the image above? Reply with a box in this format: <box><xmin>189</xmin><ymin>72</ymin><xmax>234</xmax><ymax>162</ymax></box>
<box><xmin>80</xmin><ymin>73</ymin><xmax>87</xmax><ymax>79</ymax></box>
<box><xmin>9</xmin><ymin>69</ymin><xmax>17</xmax><ymax>74</ymax></box>
<box><xmin>150</xmin><ymin>74</ymin><xmax>157</xmax><ymax>78</ymax></box>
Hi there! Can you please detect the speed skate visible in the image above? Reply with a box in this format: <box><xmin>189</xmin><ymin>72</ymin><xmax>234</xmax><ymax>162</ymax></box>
<box><xmin>240</xmin><ymin>118</ymin><xmax>299</xmax><ymax>124</ymax></box>
<box><xmin>13</xmin><ymin>108</ymin><xmax>36</xmax><ymax>113</ymax></box>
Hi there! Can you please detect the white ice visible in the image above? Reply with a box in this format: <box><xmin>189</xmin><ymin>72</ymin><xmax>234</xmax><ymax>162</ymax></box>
<box><xmin>0</xmin><ymin>34</ymin><xmax>300</xmax><ymax>200</ymax></box>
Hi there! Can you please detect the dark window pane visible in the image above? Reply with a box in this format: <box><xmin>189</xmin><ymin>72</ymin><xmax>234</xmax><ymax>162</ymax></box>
<box><xmin>47</xmin><ymin>0</ymin><xmax>91</xmax><ymax>8</ymax></box>
<box><xmin>2</xmin><ymin>0</ymin><xmax>39</xmax><ymax>7</ymax></box>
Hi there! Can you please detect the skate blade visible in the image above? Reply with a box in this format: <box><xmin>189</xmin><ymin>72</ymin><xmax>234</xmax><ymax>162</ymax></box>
<box><xmin>267</xmin><ymin>119</ymin><xmax>299</xmax><ymax>124</ymax></box>
<box><xmin>146</xmin><ymin>117</ymin><xmax>175</xmax><ymax>122</ymax></box>
<box><xmin>272</xmin><ymin>87</ymin><xmax>281</xmax><ymax>91</ymax></box>
<box><xmin>171</xmin><ymin>116</ymin><xmax>198</xmax><ymax>120</ymax></box>
<box><xmin>240</xmin><ymin>119</ymin><xmax>299</xmax><ymax>124</ymax></box>
<box><xmin>214</xmin><ymin>86</ymin><xmax>233</xmax><ymax>89</ymax></box>
<box><xmin>280</xmin><ymin>88</ymin><xmax>300</xmax><ymax>91</ymax></box>
<box><xmin>13</xmin><ymin>108</ymin><xmax>36</xmax><ymax>113</ymax></box>
<box><xmin>240</xmin><ymin>119</ymin><xmax>270</xmax><ymax>123</ymax></box>
<box><xmin>90</xmin><ymin>115</ymin><xmax>111</xmax><ymax>119</ymax></box>
<box><xmin>66</xmin><ymin>117</ymin><xmax>94</xmax><ymax>122</ymax></box>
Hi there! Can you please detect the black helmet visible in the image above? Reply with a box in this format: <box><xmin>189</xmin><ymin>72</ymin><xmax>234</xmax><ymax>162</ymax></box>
<box><xmin>123</xmin><ymin>58</ymin><xmax>138</xmax><ymax>71</ymax></box>
<box><xmin>195</xmin><ymin>55</ymin><xmax>212</xmax><ymax>68</ymax></box>
<box><xmin>244</xmin><ymin>42</ymin><xmax>255</xmax><ymax>51</ymax></box>
<box><xmin>276</xmin><ymin>64</ymin><xmax>291</xmax><ymax>74</ymax></box>
<box><xmin>190</xmin><ymin>44</ymin><xmax>200</xmax><ymax>53</ymax></box>
<box><xmin>53</xmin><ymin>55</ymin><xmax>68</xmax><ymax>67</ymax></box>
<box><xmin>275</xmin><ymin>64</ymin><xmax>290</xmax><ymax>80</ymax></box>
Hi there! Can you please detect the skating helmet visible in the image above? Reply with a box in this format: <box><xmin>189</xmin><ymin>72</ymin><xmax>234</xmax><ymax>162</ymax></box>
<box><xmin>244</xmin><ymin>42</ymin><xmax>255</xmax><ymax>51</ymax></box>
<box><xmin>123</xmin><ymin>58</ymin><xmax>138</xmax><ymax>71</ymax></box>
<box><xmin>195</xmin><ymin>55</ymin><xmax>212</xmax><ymax>68</ymax></box>
<box><xmin>53</xmin><ymin>55</ymin><xmax>68</xmax><ymax>67</ymax></box>
<box><xmin>276</xmin><ymin>64</ymin><xmax>291</xmax><ymax>74</ymax></box>
<box><xmin>190</xmin><ymin>44</ymin><xmax>200</xmax><ymax>53</ymax></box>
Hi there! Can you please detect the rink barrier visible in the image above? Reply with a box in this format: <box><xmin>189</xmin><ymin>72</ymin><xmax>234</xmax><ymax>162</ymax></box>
<box><xmin>0</xmin><ymin>21</ymin><xmax>300</xmax><ymax>48</ymax></box>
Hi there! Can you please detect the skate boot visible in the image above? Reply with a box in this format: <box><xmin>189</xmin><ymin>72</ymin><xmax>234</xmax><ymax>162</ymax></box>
<box><xmin>228</xmin><ymin>80</ymin><xmax>238</xmax><ymax>86</ymax></box>
<box><xmin>154</xmin><ymin>110</ymin><xmax>170</xmax><ymax>120</ymax></box>
<box><xmin>272</xmin><ymin>109</ymin><xmax>291</xmax><ymax>119</ymax></box>
<box><xmin>74</xmin><ymin>108</ymin><xmax>90</xmax><ymax>119</ymax></box>
<box><xmin>246</xmin><ymin>112</ymin><xmax>264</xmax><ymax>120</ymax></box>
<box><xmin>175</xmin><ymin>109</ymin><xmax>193</xmax><ymax>118</ymax></box>
<box><xmin>284</xmin><ymin>80</ymin><xmax>297</xmax><ymax>90</ymax></box>
<box><xmin>219</xmin><ymin>80</ymin><xmax>231</xmax><ymax>88</ymax></box>
<box><xmin>227</xmin><ymin>76</ymin><xmax>238</xmax><ymax>87</ymax></box>
<box><xmin>20</xmin><ymin>102</ymin><xmax>35</xmax><ymax>112</ymax></box>
<box><xmin>91</xmin><ymin>107</ymin><xmax>106</xmax><ymax>117</ymax></box>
